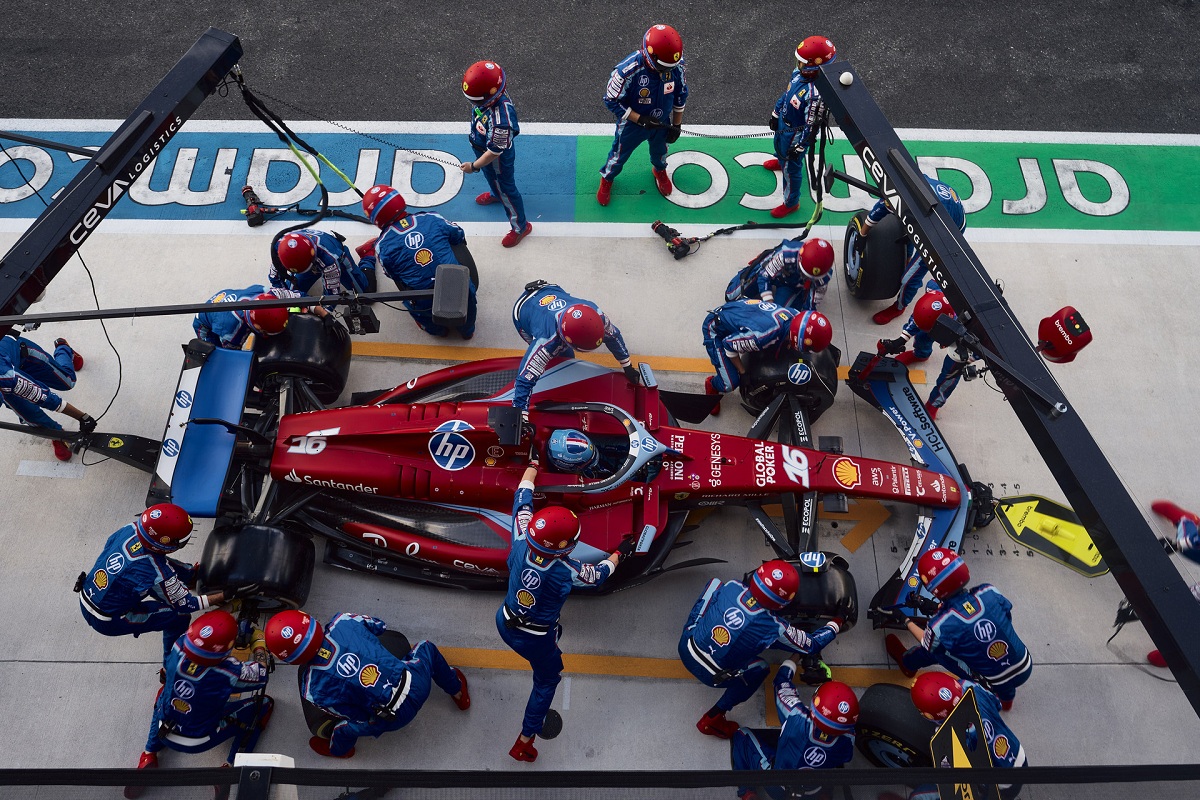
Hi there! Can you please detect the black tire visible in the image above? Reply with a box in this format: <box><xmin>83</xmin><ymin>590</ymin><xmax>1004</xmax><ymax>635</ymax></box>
<box><xmin>198</xmin><ymin>522</ymin><xmax>316</xmax><ymax>610</ymax></box>
<box><xmin>777</xmin><ymin>553</ymin><xmax>858</xmax><ymax>632</ymax></box>
<box><xmin>843</xmin><ymin>211</ymin><xmax>907</xmax><ymax>300</ymax></box>
<box><xmin>738</xmin><ymin>345</ymin><xmax>841</xmax><ymax>420</ymax></box>
<box><xmin>451</xmin><ymin>242</ymin><xmax>480</xmax><ymax>288</ymax></box>
<box><xmin>254</xmin><ymin>312</ymin><xmax>352</xmax><ymax>405</ymax></box>
<box><xmin>855</xmin><ymin>683</ymin><xmax>936</xmax><ymax>768</ymax></box>
<box><xmin>300</xmin><ymin>630</ymin><xmax>412</xmax><ymax>736</ymax></box>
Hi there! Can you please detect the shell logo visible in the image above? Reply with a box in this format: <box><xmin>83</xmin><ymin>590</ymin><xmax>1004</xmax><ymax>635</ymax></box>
<box><xmin>93</xmin><ymin>570</ymin><xmax>108</xmax><ymax>590</ymax></box>
<box><xmin>171</xmin><ymin>699</ymin><xmax>192</xmax><ymax>714</ymax></box>
<box><xmin>993</xmin><ymin>734</ymin><xmax>1010</xmax><ymax>758</ymax></box>
<box><xmin>516</xmin><ymin>589</ymin><xmax>536</xmax><ymax>608</ymax></box>
<box><xmin>832</xmin><ymin>457</ymin><xmax>862</xmax><ymax>490</ymax></box>
<box><xmin>987</xmin><ymin>640</ymin><xmax>1010</xmax><ymax>661</ymax></box>
<box><xmin>711</xmin><ymin>625</ymin><xmax>731</xmax><ymax>646</ymax></box>
<box><xmin>414</xmin><ymin>248</ymin><xmax>434</xmax><ymax>266</ymax></box>
<box><xmin>359</xmin><ymin>664</ymin><xmax>381</xmax><ymax>688</ymax></box>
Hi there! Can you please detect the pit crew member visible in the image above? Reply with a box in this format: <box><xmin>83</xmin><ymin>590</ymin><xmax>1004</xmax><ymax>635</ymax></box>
<box><xmin>192</xmin><ymin>285</ymin><xmax>330</xmax><ymax>350</ymax></box>
<box><xmin>679</xmin><ymin>560</ymin><xmax>842</xmax><ymax>739</ymax></box>
<box><xmin>731</xmin><ymin>672</ymin><xmax>858</xmax><ymax>800</ymax></box>
<box><xmin>1148</xmin><ymin>500</ymin><xmax>1200</xmax><ymax>668</ymax></box>
<box><xmin>460</xmin><ymin>60</ymin><xmax>532</xmax><ymax>247</ymax></box>
<box><xmin>725</xmin><ymin>237</ymin><xmax>835</xmax><ymax>311</ymax></box>
<box><xmin>76</xmin><ymin>504</ymin><xmax>231</xmax><ymax>659</ymax></box>
<box><xmin>272</xmin><ymin>229</ymin><xmax>376</xmax><ymax>297</ymax></box>
<box><xmin>878</xmin><ymin>285</ymin><xmax>975</xmax><ymax>420</ymax></box>
<box><xmin>911</xmin><ymin>672</ymin><xmax>1027</xmax><ymax>799</ymax></box>
<box><xmin>885</xmin><ymin>549</ymin><xmax>1032</xmax><ymax>709</ymax></box>
<box><xmin>265</xmin><ymin>609</ymin><xmax>469</xmax><ymax>758</ymax></box>
<box><xmin>511</xmin><ymin>281</ymin><xmax>637</xmax><ymax>417</ymax></box>
<box><xmin>597</xmin><ymin>24</ymin><xmax>688</xmax><ymax>205</ymax></box>
<box><xmin>497</xmin><ymin>459</ymin><xmax>632</xmax><ymax>762</ymax></box>
<box><xmin>762</xmin><ymin>37</ymin><xmax>836</xmax><ymax>219</ymax></box>
<box><xmin>359</xmin><ymin>184</ymin><xmax>478</xmax><ymax>338</ymax></box>
<box><xmin>860</xmin><ymin>174</ymin><xmax>966</xmax><ymax>325</ymax></box>
<box><xmin>1</xmin><ymin>330</ymin><xmax>94</xmax><ymax>461</ymax></box>
<box><xmin>702</xmin><ymin>304</ymin><xmax>832</xmax><ymax>413</ymax></box>
<box><xmin>125</xmin><ymin>610</ymin><xmax>272</xmax><ymax>796</ymax></box>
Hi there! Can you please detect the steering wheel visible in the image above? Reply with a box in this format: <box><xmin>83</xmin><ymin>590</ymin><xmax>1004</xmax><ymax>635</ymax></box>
<box><xmin>532</xmin><ymin>401</ymin><xmax>668</xmax><ymax>494</ymax></box>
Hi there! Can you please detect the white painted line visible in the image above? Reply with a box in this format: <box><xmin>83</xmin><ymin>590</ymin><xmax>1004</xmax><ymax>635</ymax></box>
<box><xmin>16</xmin><ymin>460</ymin><xmax>87</xmax><ymax>479</ymax></box>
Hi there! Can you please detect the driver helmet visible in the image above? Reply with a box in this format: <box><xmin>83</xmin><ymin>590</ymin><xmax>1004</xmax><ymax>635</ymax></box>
<box><xmin>181</xmin><ymin>610</ymin><xmax>238</xmax><ymax>666</ymax></box>
<box><xmin>788</xmin><ymin>310</ymin><xmax>832</xmax><ymax>353</ymax></box>
<box><xmin>748</xmin><ymin>559</ymin><xmax>800</xmax><ymax>610</ymax></box>
<box><xmin>911</xmin><ymin>671</ymin><xmax>964</xmax><ymax>721</ymax></box>
<box><xmin>264</xmin><ymin>610</ymin><xmax>325</xmax><ymax>664</ymax></box>
<box><xmin>917</xmin><ymin>548</ymin><xmax>970</xmax><ymax>599</ymax></box>
<box><xmin>246</xmin><ymin>295</ymin><xmax>290</xmax><ymax>336</ymax></box>
<box><xmin>810</xmin><ymin>680</ymin><xmax>860</xmax><ymax>734</ymax></box>
<box><xmin>135</xmin><ymin>503</ymin><xmax>194</xmax><ymax>553</ymax></box>
<box><xmin>558</xmin><ymin>304</ymin><xmax>606</xmax><ymax>351</ymax></box>
<box><xmin>526</xmin><ymin>506</ymin><xmax>581</xmax><ymax>557</ymax></box>
<box><xmin>642</xmin><ymin>25</ymin><xmax>683</xmax><ymax>71</ymax></box>
<box><xmin>362</xmin><ymin>184</ymin><xmax>408</xmax><ymax>229</ymax></box>
<box><xmin>547</xmin><ymin>429</ymin><xmax>599</xmax><ymax>473</ymax></box>
<box><xmin>912</xmin><ymin>290</ymin><xmax>955</xmax><ymax>333</ymax></box>
<box><xmin>276</xmin><ymin>232</ymin><xmax>317</xmax><ymax>274</ymax></box>
<box><xmin>796</xmin><ymin>36</ymin><xmax>837</xmax><ymax>79</ymax></box>
<box><xmin>462</xmin><ymin>60</ymin><xmax>506</xmax><ymax>105</ymax></box>
<box><xmin>798</xmin><ymin>238</ymin><xmax>835</xmax><ymax>279</ymax></box>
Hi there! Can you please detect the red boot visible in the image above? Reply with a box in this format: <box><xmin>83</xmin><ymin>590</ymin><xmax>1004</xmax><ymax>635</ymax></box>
<box><xmin>1000</xmin><ymin>698</ymin><xmax>1014</xmax><ymax>712</ymax></box>
<box><xmin>309</xmin><ymin>736</ymin><xmax>355</xmax><ymax>759</ymax></box>
<box><xmin>704</xmin><ymin>376</ymin><xmax>723</xmax><ymax>417</ymax></box>
<box><xmin>501</xmin><ymin>222</ymin><xmax>533</xmax><ymax>248</ymax></box>
<box><xmin>925</xmin><ymin>402</ymin><xmax>939</xmax><ymax>421</ymax></box>
<box><xmin>696</xmin><ymin>709</ymin><xmax>739</xmax><ymax>739</ymax></box>
<box><xmin>1148</xmin><ymin>649</ymin><xmax>1168</xmax><ymax>668</ymax></box>
<box><xmin>56</xmin><ymin>338</ymin><xmax>84</xmax><ymax>370</ymax></box>
<box><xmin>885</xmin><ymin>634</ymin><xmax>917</xmax><ymax>678</ymax></box>
<box><xmin>509</xmin><ymin>734</ymin><xmax>538</xmax><ymax>762</ymax></box>
<box><xmin>123</xmin><ymin>751</ymin><xmax>158</xmax><ymax>799</ymax></box>
<box><xmin>762</xmin><ymin>158</ymin><xmax>781</xmax><ymax>171</ymax></box>
<box><xmin>597</xmin><ymin>178</ymin><xmax>613</xmax><ymax>206</ymax></box>
<box><xmin>770</xmin><ymin>203</ymin><xmax>798</xmax><ymax>219</ymax></box>
<box><xmin>1150</xmin><ymin>501</ymin><xmax>1200</xmax><ymax>527</ymax></box>
<box><xmin>872</xmin><ymin>305</ymin><xmax>905</xmax><ymax>325</ymax></box>
<box><xmin>53</xmin><ymin>440</ymin><xmax>72</xmax><ymax>462</ymax></box>
<box><xmin>475</xmin><ymin>192</ymin><xmax>498</xmax><ymax>205</ymax></box>
<box><xmin>895</xmin><ymin>351</ymin><xmax>928</xmax><ymax>366</ymax></box>
<box><xmin>653</xmin><ymin>168</ymin><xmax>673</xmax><ymax>197</ymax></box>
<box><xmin>452</xmin><ymin>667</ymin><xmax>471</xmax><ymax>710</ymax></box>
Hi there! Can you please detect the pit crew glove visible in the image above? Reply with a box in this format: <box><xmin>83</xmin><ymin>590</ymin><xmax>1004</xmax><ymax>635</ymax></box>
<box><xmin>636</xmin><ymin>115</ymin><xmax>664</xmax><ymax>129</ymax></box>
<box><xmin>623</xmin><ymin>365</ymin><xmax>642</xmax><ymax>385</ymax></box>
<box><xmin>228</xmin><ymin>583</ymin><xmax>261</xmax><ymax>601</ymax></box>
<box><xmin>786</xmin><ymin>141</ymin><xmax>806</xmax><ymax>160</ymax></box>
<box><xmin>614</xmin><ymin>537</ymin><xmax>638</xmax><ymax>559</ymax></box>
<box><xmin>666</xmin><ymin>124</ymin><xmax>682</xmax><ymax>143</ymax></box>
<box><xmin>880</xmin><ymin>337</ymin><xmax>908</xmax><ymax>355</ymax></box>
<box><xmin>768</xmin><ymin>116</ymin><xmax>779</xmax><ymax>132</ymax></box>
<box><xmin>321</xmin><ymin>313</ymin><xmax>341</xmax><ymax>330</ymax></box>
<box><xmin>851</xmin><ymin>216</ymin><xmax>871</xmax><ymax>254</ymax></box>
<box><xmin>79</xmin><ymin>414</ymin><xmax>97</xmax><ymax>434</ymax></box>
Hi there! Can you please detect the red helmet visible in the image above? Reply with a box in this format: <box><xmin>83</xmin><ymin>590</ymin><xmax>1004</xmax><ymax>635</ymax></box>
<box><xmin>276</xmin><ymin>233</ymin><xmax>317</xmax><ymax>274</ymax></box>
<box><xmin>264</xmin><ymin>610</ymin><xmax>325</xmax><ymax>664</ymax></box>
<box><xmin>642</xmin><ymin>24</ymin><xmax>683</xmax><ymax>70</ymax></box>
<box><xmin>796</xmin><ymin>36</ymin><xmax>837</xmax><ymax>78</ymax></box>
<box><xmin>748</xmin><ymin>559</ymin><xmax>800</xmax><ymax>610</ymax></box>
<box><xmin>247</xmin><ymin>294</ymin><xmax>290</xmax><ymax>336</ymax></box>
<box><xmin>136</xmin><ymin>503</ymin><xmax>194</xmax><ymax>553</ymax></box>
<box><xmin>810</xmin><ymin>680</ymin><xmax>860</xmax><ymax>734</ymax></box>
<box><xmin>181</xmin><ymin>609</ymin><xmax>237</xmax><ymax>666</ymax></box>
<box><xmin>462</xmin><ymin>60</ymin><xmax>506</xmax><ymax>104</ymax></box>
<box><xmin>558</xmin><ymin>304</ymin><xmax>606</xmax><ymax>351</ymax></box>
<box><xmin>911</xmin><ymin>672</ymin><xmax>964</xmax><ymax>722</ymax></box>
<box><xmin>526</xmin><ymin>507</ymin><xmax>581</xmax><ymax>557</ymax></box>
<box><xmin>362</xmin><ymin>184</ymin><xmax>408</xmax><ymax>229</ymax></box>
<box><xmin>789</xmin><ymin>310</ymin><xmax>832</xmax><ymax>353</ymax></box>
<box><xmin>917</xmin><ymin>548</ymin><xmax>970</xmax><ymax>599</ymax></box>
<box><xmin>913</xmin><ymin>291</ymin><xmax>955</xmax><ymax>333</ymax></box>
<box><xmin>798</xmin><ymin>238</ymin><xmax>834</xmax><ymax>279</ymax></box>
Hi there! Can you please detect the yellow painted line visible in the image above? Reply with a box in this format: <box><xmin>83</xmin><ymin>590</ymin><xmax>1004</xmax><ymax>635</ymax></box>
<box><xmin>765</xmin><ymin>666</ymin><xmax>913</xmax><ymax>726</ymax></box>
<box><xmin>353</xmin><ymin>341</ymin><xmax>927</xmax><ymax>383</ymax></box>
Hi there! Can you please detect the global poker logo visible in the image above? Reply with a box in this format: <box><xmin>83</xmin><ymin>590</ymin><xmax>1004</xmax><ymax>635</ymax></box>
<box><xmin>429</xmin><ymin>420</ymin><xmax>476</xmax><ymax>471</ymax></box>
<box><xmin>787</xmin><ymin>362</ymin><xmax>812</xmax><ymax>385</ymax></box>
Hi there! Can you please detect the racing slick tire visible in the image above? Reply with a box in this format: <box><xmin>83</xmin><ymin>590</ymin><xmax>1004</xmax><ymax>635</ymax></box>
<box><xmin>844</xmin><ymin>210</ymin><xmax>906</xmax><ymax>301</ymax></box>
<box><xmin>300</xmin><ymin>630</ymin><xmax>412</xmax><ymax>737</ymax></box>
<box><xmin>855</xmin><ymin>683</ymin><xmax>936</xmax><ymax>768</ymax></box>
<box><xmin>738</xmin><ymin>345</ymin><xmax>841</xmax><ymax>420</ymax></box>
<box><xmin>776</xmin><ymin>552</ymin><xmax>858</xmax><ymax>632</ymax></box>
<box><xmin>199</xmin><ymin>522</ymin><xmax>316</xmax><ymax>610</ymax></box>
<box><xmin>254</xmin><ymin>312</ymin><xmax>352</xmax><ymax>405</ymax></box>
<box><xmin>451</xmin><ymin>242</ymin><xmax>481</xmax><ymax>288</ymax></box>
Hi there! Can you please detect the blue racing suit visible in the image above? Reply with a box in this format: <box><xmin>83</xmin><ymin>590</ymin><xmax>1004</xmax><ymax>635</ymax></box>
<box><xmin>0</xmin><ymin>333</ymin><xmax>77</xmax><ymax>432</ymax></box>
<box><xmin>600</xmin><ymin>51</ymin><xmax>688</xmax><ymax>180</ymax></box>
<box><xmin>725</xmin><ymin>240</ymin><xmax>831</xmax><ymax>311</ymax></box>
<box><xmin>495</xmin><ymin>480</ymin><xmax>614</xmax><ymax>737</ymax></box>
<box><xmin>770</xmin><ymin>71</ymin><xmax>826</xmax><ymax>209</ymax></box>
<box><xmin>78</xmin><ymin>524</ymin><xmax>208</xmax><ymax>657</ymax></box>
<box><xmin>898</xmin><ymin>584</ymin><xmax>1033</xmax><ymax>703</ymax></box>
<box><xmin>299</xmin><ymin>613</ymin><xmax>463</xmax><ymax>757</ymax></box>
<box><xmin>891</xmin><ymin>279</ymin><xmax>974</xmax><ymax>410</ymax></box>
<box><xmin>731</xmin><ymin>663</ymin><xmax>854</xmax><ymax>799</ymax></box>
<box><xmin>192</xmin><ymin>285</ymin><xmax>301</xmax><ymax>350</ymax></box>
<box><xmin>869</xmin><ymin>176</ymin><xmax>966</xmax><ymax>313</ymax></box>
<box><xmin>702</xmin><ymin>300</ymin><xmax>802</xmax><ymax>393</ymax></box>
<box><xmin>678</xmin><ymin>579</ymin><xmax>838</xmax><ymax>713</ymax></box>
<box><xmin>361</xmin><ymin>213</ymin><xmax>478</xmax><ymax>337</ymax></box>
<box><xmin>469</xmin><ymin>93</ymin><xmax>528</xmax><ymax>233</ymax></box>
<box><xmin>268</xmin><ymin>229</ymin><xmax>375</xmax><ymax>297</ymax></box>
<box><xmin>145</xmin><ymin>638</ymin><xmax>271</xmax><ymax>763</ymax></box>
<box><xmin>511</xmin><ymin>283</ymin><xmax>632</xmax><ymax>413</ymax></box>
